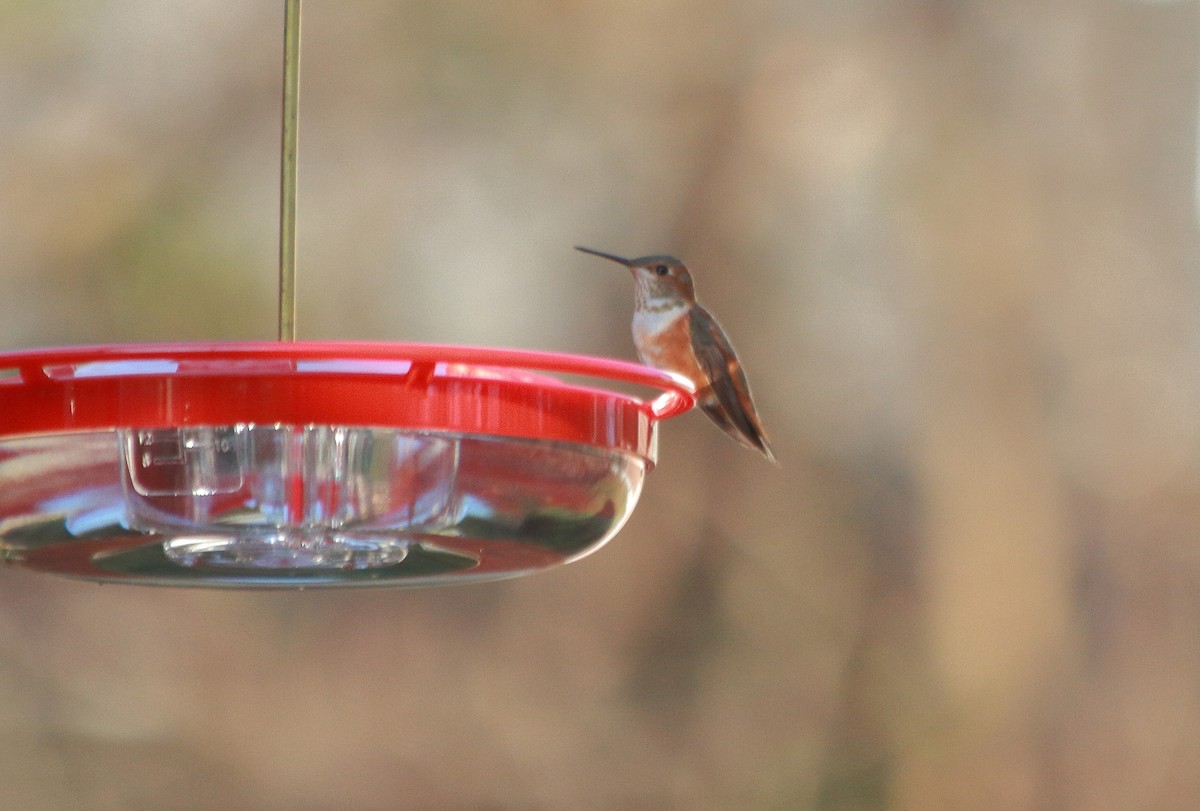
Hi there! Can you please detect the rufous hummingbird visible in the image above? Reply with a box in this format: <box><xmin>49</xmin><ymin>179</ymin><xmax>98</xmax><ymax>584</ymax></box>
<box><xmin>576</xmin><ymin>246</ymin><xmax>776</xmax><ymax>463</ymax></box>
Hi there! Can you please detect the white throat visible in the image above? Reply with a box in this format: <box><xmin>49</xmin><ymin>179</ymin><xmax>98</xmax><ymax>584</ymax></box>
<box><xmin>633</xmin><ymin>299</ymin><xmax>688</xmax><ymax>337</ymax></box>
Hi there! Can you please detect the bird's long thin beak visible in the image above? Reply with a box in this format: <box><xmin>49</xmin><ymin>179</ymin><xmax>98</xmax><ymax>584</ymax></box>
<box><xmin>574</xmin><ymin>246</ymin><xmax>633</xmax><ymax>267</ymax></box>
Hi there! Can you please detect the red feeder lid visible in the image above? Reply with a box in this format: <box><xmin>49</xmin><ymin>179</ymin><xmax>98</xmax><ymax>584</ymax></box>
<box><xmin>0</xmin><ymin>342</ymin><xmax>694</xmax><ymax>464</ymax></box>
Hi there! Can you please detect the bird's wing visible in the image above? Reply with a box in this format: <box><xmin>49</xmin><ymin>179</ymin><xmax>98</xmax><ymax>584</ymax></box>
<box><xmin>688</xmin><ymin>305</ymin><xmax>775</xmax><ymax>461</ymax></box>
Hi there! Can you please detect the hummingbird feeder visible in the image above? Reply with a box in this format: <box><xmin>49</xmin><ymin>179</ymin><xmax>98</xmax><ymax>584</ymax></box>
<box><xmin>0</xmin><ymin>2</ymin><xmax>694</xmax><ymax>588</ymax></box>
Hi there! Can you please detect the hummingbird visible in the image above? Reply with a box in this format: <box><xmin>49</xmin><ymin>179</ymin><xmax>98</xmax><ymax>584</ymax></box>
<box><xmin>576</xmin><ymin>246</ymin><xmax>776</xmax><ymax>463</ymax></box>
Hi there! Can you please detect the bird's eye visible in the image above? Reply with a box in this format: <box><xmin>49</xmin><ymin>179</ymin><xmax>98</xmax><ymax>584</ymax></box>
<box><xmin>655</xmin><ymin>265</ymin><xmax>669</xmax><ymax>276</ymax></box>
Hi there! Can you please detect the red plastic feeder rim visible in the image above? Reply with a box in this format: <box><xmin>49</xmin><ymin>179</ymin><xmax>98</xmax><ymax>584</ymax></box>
<box><xmin>0</xmin><ymin>342</ymin><xmax>696</xmax><ymax>464</ymax></box>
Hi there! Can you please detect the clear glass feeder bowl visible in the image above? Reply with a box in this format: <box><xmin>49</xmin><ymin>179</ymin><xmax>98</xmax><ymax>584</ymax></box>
<box><xmin>0</xmin><ymin>343</ymin><xmax>692</xmax><ymax>588</ymax></box>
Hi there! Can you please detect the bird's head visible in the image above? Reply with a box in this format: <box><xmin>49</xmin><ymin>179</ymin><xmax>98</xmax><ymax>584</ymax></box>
<box><xmin>575</xmin><ymin>246</ymin><xmax>696</xmax><ymax>306</ymax></box>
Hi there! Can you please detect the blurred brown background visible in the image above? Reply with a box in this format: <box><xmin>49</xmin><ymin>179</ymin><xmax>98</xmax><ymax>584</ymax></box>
<box><xmin>1</xmin><ymin>1</ymin><xmax>1198</xmax><ymax>808</ymax></box>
